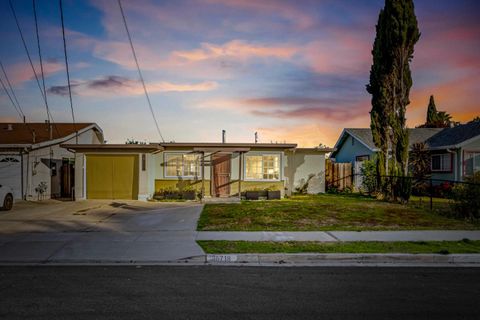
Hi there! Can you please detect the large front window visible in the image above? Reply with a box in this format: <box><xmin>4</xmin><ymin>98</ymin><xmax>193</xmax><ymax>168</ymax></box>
<box><xmin>431</xmin><ymin>154</ymin><xmax>452</xmax><ymax>172</ymax></box>
<box><xmin>464</xmin><ymin>151</ymin><xmax>480</xmax><ymax>177</ymax></box>
<box><xmin>245</xmin><ymin>154</ymin><xmax>280</xmax><ymax>180</ymax></box>
<box><xmin>165</xmin><ymin>153</ymin><xmax>200</xmax><ymax>177</ymax></box>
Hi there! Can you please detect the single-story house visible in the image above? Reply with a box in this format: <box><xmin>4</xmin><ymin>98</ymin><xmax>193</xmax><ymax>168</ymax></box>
<box><xmin>0</xmin><ymin>122</ymin><xmax>104</xmax><ymax>200</ymax></box>
<box><xmin>330</xmin><ymin>121</ymin><xmax>480</xmax><ymax>181</ymax></box>
<box><xmin>62</xmin><ymin>142</ymin><xmax>333</xmax><ymax>200</ymax></box>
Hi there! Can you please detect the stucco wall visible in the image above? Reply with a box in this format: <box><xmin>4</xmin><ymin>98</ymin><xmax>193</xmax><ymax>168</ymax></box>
<box><xmin>285</xmin><ymin>150</ymin><xmax>326</xmax><ymax>195</ymax></box>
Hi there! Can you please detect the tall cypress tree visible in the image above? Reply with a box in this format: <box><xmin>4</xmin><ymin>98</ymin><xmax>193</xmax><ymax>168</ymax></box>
<box><xmin>426</xmin><ymin>95</ymin><xmax>438</xmax><ymax>125</ymax></box>
<box><xmin>367</xmin><ymin>0</ymin><xmax>420</xmax><ymax>200</ymax></box>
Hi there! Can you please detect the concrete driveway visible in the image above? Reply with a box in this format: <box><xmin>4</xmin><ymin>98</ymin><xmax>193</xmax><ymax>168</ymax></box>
<box><xmin>0</xmin><ymin>200</ymin><xmax>205</xmax><ymax>263</ymax></box>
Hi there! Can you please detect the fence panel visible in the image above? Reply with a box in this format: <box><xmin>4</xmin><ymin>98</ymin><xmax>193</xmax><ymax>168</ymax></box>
<box><xmin>325</xmin><ymin>161</ymin><xmax>352</xmax><ymax>191</ymax></box>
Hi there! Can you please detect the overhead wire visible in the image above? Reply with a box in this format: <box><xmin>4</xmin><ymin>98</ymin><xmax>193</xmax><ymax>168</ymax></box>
<box><xmin>0</xmin><ymin>73</ymin><xmax>24</xmax><ymax>121</ymax></box>
<box><xmin>59</xmin><ymin>0</ymin><xmax>78</xmax><ymax>143</ymax></box>
<box><xmin>0</xmin><ymin>61</ymin><xmax>25</xmax><ymax>120</ymax></box>
<box><xmin>9</xmin><ymin>0</ymin><xmax>60</xmax><ymax>137</ymax></box>
<box><xmin>117</xmin><ymin>0</ymin><xmax>165</xmax><ymax>142</ymax></box>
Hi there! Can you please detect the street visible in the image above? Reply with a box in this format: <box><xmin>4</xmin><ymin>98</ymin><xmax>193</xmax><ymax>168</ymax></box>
<box><xmin>1</xmin><ymin>266</ymin><xmax>479</xmax><ymax>319</ymax></box>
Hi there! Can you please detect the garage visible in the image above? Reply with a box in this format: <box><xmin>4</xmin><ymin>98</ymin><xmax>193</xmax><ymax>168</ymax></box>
<box><xmin>0</xmin><ymin>155</ymin><xmax>22</xmax><ymax>199</ymax></box>
<box><xmin>86</xmin><ymin>154</ymin><xmax>139</xmax><ymax>200</ymax></box>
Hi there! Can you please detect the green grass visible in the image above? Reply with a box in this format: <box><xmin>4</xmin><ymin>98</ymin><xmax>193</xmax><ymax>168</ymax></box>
<box><xmin>198</xmin><ymin>240</ymin><xmax>480</xmax><ymax>254</ymax></box>
<box><xmin>197</xmin><ymin>194</ymin><xmax>479</xmax><ymax>231</ymax></box>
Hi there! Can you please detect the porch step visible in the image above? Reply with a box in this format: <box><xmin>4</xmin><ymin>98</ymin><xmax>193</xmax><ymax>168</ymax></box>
<box><xmin>202</xmin><ymin>197</ymin><xmax>241</xmax><ymax>204</ymax></box>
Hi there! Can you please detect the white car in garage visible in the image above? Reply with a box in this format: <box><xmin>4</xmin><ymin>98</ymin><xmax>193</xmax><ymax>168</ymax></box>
<box><xmin>0</xmin><ymin>184</ymin><xmax>14</xmax><ymax>211</ymax></box>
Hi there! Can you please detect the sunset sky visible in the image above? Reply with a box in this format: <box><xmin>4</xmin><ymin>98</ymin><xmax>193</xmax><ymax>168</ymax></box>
<box><xmin>0</xmin><ymin>0</ymin><xmax>479</xmax><ymax>146</ymax></box>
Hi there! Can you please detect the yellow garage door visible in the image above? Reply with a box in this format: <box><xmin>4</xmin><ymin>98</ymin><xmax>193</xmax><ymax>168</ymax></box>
<box><xmin>86</xmin><ymin>155</ymin><xmax>139</xmax><ymax>200</ymax></box>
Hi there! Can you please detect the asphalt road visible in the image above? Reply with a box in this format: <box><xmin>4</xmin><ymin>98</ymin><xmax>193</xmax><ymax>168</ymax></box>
<box><xmin>1</xmin><ymin>266</ymin><xmax>479</xmax><ymax>319</ymax></box>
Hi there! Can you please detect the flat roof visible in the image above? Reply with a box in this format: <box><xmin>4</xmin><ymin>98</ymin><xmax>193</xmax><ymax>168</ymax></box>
<box><xmin>160</xmin><ymin>142</ymin><xmax>297</xmax><ymax>149</ymax></box>
<box><xmin>61</xmin><ymin>144</ymin><xmax>162</xmax><ymax>152</ymax></box>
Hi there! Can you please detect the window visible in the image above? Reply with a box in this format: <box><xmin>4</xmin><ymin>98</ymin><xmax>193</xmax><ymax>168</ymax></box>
<box><xmin>431</xmin><ymin>154</ymin><xmax>452</xmax><ymax>172</ymax></box>
<box><xmin>245</xmin><ymin>154</ymin><xmax>280</xmax><ymax>180</ymax></box>
<box><xmin>464</xmin><ymin>151</ymin><xmax>480</xmax><ymax>176</ymax></box>
<box><xmin>356</xmin><ymin>155</ymin><xmax>369</xmax><ymax>162</ymax></box>
<box><xmin>165</xmin><ymin>153</ymin><xmax>200</xmax><ymax>177</ymax></box>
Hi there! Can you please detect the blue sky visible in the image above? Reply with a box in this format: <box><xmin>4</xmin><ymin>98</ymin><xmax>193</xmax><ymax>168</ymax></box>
<box><xmin>1</xmin><ymin>0</ymin><xmax>479</xmax><ymax>146</ymax></box>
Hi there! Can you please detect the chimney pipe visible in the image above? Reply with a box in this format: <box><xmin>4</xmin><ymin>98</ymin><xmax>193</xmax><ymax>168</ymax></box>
<box><xmin>222</xmin><ymin>130</ymin><xmax>226</xmax><ymax>143</ymax></box>
<box><xmin>254</xmin><ymin>132</ymin><xmax>258</xmax><ymax>144</ymax></box>
<box><xmin>32</xmin><ymin>129</ymin><xmax>36</xmax><ymax>144</ymax></box>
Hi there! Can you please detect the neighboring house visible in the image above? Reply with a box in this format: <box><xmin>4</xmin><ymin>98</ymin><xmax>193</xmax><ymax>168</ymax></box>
<box><xmin>0</xmin><ymin>122</ymin><xmax>104</xmax><ymax>200</ymax></box>
<box><xmin>330</xmin><ymin>122</ymin><xmax>480</xmax><ymax>181</ymax></box>
<box><xmin>62</xmin><ymin>142</ymin><xmax>333</xmax><ymax>200</ymax></box>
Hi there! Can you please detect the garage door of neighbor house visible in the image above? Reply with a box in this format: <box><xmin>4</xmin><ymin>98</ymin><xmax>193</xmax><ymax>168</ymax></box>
<box><xmin>86</xmin><ymin>154</ymin><xmax>139</xmax><ymax>200</ymax></box>
<box><xmin>0</xmin><ymin>155</ymin><xmax>21</xmax><ymax>199</ymax></box>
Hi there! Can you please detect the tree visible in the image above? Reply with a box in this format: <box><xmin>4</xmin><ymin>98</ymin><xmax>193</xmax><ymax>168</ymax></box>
<box><xmin>409</xmin><ymin>142</ymin><xmax>430</xmax><ymax>181</ymax></box>
<box><xmin>366</xmin><ymin>0</ymin><xmax>420</xmax><ymax>201</ymax></box>
<box><xmin>471</xmin><ymin>116</ymin><xmax>480</xmax><ymax>123</ymax></box>
<box><xmin>421</xmin><ymin>95</ymin><xmax>452</xmax><ymax>128</ymax></box>
<box><xmin>426</xmin><ymin>95</ymin><xmax>438</xmax><ymax>125</ymax></box>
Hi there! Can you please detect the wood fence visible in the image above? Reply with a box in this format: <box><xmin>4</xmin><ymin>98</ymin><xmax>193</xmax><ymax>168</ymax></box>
<box><xmin>325</xmin><ymin>160</ymin><xmax>353</xmax><ymax>191</ymax></box>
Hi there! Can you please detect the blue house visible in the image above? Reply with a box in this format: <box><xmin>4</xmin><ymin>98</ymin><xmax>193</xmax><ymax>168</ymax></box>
<box><xmin>331</xmin><ymin>122</ymin><xmax>480</xmax><ymax>182</ymax></box>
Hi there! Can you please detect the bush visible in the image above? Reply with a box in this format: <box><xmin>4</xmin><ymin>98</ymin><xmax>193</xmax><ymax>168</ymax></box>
<box><xmin>451</xmin><ymin>172</ymin><xmax>480</xmax><ymax>220</ymax></box>
<box><xmin>360</xmin><ymin>159</ymin><xmax>378</xmax><ymax>195</ymax></box>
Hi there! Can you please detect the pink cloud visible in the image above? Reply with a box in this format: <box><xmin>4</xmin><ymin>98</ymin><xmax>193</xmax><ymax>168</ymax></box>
<box><xmin>6</xmin><ymin>61</ymin><xmax>64</xmax><ymax>86</ymax></box>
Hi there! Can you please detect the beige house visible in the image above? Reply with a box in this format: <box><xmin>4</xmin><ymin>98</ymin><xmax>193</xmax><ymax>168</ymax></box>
<box><xmin>63</xmin><ymin>142</ymin><xmax>332</xmax><ymax>200</ymax></box>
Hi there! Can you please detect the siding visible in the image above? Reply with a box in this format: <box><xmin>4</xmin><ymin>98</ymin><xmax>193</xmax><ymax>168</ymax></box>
<box><xmin>334</xmin><ymin>135</ymin><xmax>374</xmax><ymax>164</ymax></box>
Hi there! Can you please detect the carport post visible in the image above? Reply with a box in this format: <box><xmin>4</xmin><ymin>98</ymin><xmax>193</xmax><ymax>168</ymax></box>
<box><xmin>238</xmin><ymin>152</ymin><xmax>242</xmax><ymax>200</ymax></box>
<box><xmin>201</xmin><ymin>151</ymin><xmax>205</xmax><ymax>201</ymax></box>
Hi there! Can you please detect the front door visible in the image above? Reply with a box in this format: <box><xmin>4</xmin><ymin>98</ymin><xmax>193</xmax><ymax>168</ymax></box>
<box><xmin>212</xmin><ymin>154</ymin><xmax>231</xmax><ymax>197</ymax></box>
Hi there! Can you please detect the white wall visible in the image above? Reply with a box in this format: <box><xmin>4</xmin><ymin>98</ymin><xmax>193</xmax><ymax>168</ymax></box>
<box><xmin>285</xmin><ymin>150</ymin><xmax>326</xmax><ymax>195</ymax></box>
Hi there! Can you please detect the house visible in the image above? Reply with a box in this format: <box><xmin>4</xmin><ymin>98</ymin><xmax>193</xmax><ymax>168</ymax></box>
<box><xmin>0</xmin><ymin>122</ymin><xmax>104</xmax><ymax>200</ymax></box>
<box><xmin>62</xmin><ymin>141</ymin><xmax>333</xmax><ymax>200</ymax></box>
<box><xmin>330</xmin><ymin>122</ymin><xmax>480</xmax><ymax>181</ymax></box>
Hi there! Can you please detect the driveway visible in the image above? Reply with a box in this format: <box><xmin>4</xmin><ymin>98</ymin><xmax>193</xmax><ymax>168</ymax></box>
<box><xmin>0</xmin><ymin>200</ymin><xmax>205</xmax><ymax>263</ymax></box>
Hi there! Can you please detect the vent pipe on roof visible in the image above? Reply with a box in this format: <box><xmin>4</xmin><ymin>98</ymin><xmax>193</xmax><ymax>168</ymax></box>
<box><xmin>222</xmin><ymin>130</ymin><xmax>226</xmax><ymax>143</ymax></box>
<box><xmin>32</xmin><ymin>129</ymin><xmax>36</xmax><ymax>144</ymax></box>
<box><xmin>254</xmin><ymin>132</ymin><xmax>258</xmax><ymax>144</ymax></box>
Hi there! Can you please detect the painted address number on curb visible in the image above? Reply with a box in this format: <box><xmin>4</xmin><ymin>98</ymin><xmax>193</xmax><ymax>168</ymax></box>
<box><xmin>207</xmin><ymin>255</ymin><xmax>238</xmax><ymax>263</ymax></box>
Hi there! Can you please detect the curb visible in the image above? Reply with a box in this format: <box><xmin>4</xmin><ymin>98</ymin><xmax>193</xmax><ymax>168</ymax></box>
<box><xmin>200</xmin><ymin>253</ymin><xmax>480</xmax><ymax>267</ymax></box>
<box><xmin>1</xmin><ymin>254</ymin><xmax>479</xmax><ymax>267</ymax></box>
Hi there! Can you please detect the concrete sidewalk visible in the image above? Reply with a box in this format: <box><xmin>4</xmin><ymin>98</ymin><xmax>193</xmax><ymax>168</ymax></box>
<box><xmin>196</xmin><ymin>230</ymin><xmax>480</xmax><ymax>242</ymax></box>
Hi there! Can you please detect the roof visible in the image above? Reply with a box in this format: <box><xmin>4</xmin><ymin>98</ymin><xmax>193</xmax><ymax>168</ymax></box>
<box><xmin>426</xmin><ymin>121</ymin><xmax>480</xmax><ymax>149</ymax></box>
<box><xmin>332</xmin><ymin>127</ymin><xmax>444</xmax><ymax>156</ymax></box>
<box><xmin>0</xmin><ymin>122</ymin><xmax>98</xmax><ymax>145</ymax></box>
<box><xmin>159</xmin><ymin>142</ymin><xmax>298</xmax><ymax>149</ymax></box>
<box><xmin>61</xmin><ymin>144</ymin><xmax>161</xmax><ymax>152</ymax></box>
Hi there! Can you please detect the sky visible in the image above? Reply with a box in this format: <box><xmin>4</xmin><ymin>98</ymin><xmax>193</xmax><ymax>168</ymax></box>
<box><xmin>0</xmin><ymin>0</ymin><xmax>479</xmax><ymax>147</ymax></box>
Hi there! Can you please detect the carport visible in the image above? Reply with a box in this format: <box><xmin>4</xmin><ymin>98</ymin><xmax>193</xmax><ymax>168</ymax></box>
<box><xmin>62</xmin><ymin>144</ymin><xmax>162</xmax><ymax>200</ymax></box>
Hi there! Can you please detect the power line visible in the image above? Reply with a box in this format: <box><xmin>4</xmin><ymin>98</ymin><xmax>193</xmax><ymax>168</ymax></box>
<box><xmin>32</xmin><ymin>0</ymin><xmax>49</xmax><ymax>122</ymax></box>
<box><xmin>117</xmin><ymin>0</ymin><xmax>165</xmax><ymax>142</ymax></box>
<box><xmin>9</xmin><ymin>0</ymin><xmax>60</xmax><ymax>137</ymax></box>
<box><xmin>0</xmin><ymin>73</ymin><xmax>24</xmax><ymax>121</ymax></box>
<box><xmin>59</xmin><ymin>0</ymin><xmax>78</xmax><ymax>144</ymax></box>
<box><xmin>0</xmin><ymin>61</ymin><xmax>24</xmax><ymax>120</ymax></box>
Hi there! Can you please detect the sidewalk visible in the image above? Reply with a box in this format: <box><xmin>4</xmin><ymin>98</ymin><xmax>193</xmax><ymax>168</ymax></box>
<box><xmin>196</xmin><ymin>230</ymin><xmax>480</xmax><ymax>242</ymax></box>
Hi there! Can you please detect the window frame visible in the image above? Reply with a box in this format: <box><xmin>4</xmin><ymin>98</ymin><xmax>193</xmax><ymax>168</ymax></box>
<box><xmin>163</xmin><ymin>152</ymin><xmax>201</xmax><ymax>178</ymax></box>
<box><xmin>243</xmin><ymin>152</ymin><xmax>282</xmax><ymax>182</ymax></box>
<box><xmin>431</xmin><ymin>153</ymin><xmax>453</xmax><ymax>173</ymax></box>
<box><xmin>463</xmin><ymin>150</ymin><xmax>480</xmax><ymax>177</ymax></box>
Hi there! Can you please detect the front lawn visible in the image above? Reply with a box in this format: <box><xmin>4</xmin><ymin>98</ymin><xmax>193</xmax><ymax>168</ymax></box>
<box><xmin>198</xmin><ymin>240</ymin><xmax>480</xmax><ymax>254</ymax></box>
<box><xmin>197</xmin><ymin>194</ymin><xmax>479</xmax><ymax>231</ymax></box>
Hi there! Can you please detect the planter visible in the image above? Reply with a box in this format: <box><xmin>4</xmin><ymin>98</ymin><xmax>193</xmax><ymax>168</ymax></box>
<box><xmin>245</xmin><ymin>191</ymin><xmax>260</xmax><ymax>200</ymax></box>
<box><xmin>182</xmin><ymin>190</ymin><xmax>196</xmax><ymax>200</ymax></box>
<box><xmin>267</xmin><ymin>190</ymin><xmax>281</xmax><ymax>200</ymax></box>
<box><xmin>165</xmin><ymin>192</ymin><xmax>180</xmax><ymax>200</ymax></box>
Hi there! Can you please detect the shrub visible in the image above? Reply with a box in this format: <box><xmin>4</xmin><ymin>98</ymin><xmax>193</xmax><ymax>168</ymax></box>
<box><xmin>360</xmin><ymin>159</ymin><xmax>378</xmax><ymax>195</ymax></box>
<box><xmin>451</xmin><ymin>172</ymin><xmax>480</xmax><ymax>220</ymax></box>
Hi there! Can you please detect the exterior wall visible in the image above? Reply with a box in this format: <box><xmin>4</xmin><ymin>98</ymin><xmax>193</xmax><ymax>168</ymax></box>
<box><xmin>26</xmin><ymin>128</ymin><xmax>102</xmax><ymax>200</ymax></box>
<box><xmin>154</xmin><ymin>149</ymin><xmax>287</xmax><ymax>197</ymax></box>
<box><xmin>333</xmin><ymin>135</ymin><xmax>374</xmax><ymax>164</ymax></box>
<box><xmin>459</xmin><ymin>137</ymin><xmax>480</xmax><ymax>179</ymax></box>
<box><xmin>285</xmin><ymin>150</ymin><xmax>326</xmax><ymax>195</ymax></box>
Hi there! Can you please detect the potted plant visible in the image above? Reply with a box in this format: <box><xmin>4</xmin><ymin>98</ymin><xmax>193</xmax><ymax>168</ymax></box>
<box><xmin>165</xmin><ymin>187</ymin><xmax>180</xmax><ymax>200</ymax></box>
<box><xmin>266</xmin><ymin>186</ymin><xmax>281</xmax><ymax>200</ymax></box>
<box><xmin>153</xmin><ymin>189</ymin><xmax>166</xmax><ymax>200</ymax></box>
<box><xmin>181</xmin><ymin>185</ymin><xmax>196</xmax><ymax>200</ymax></box>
